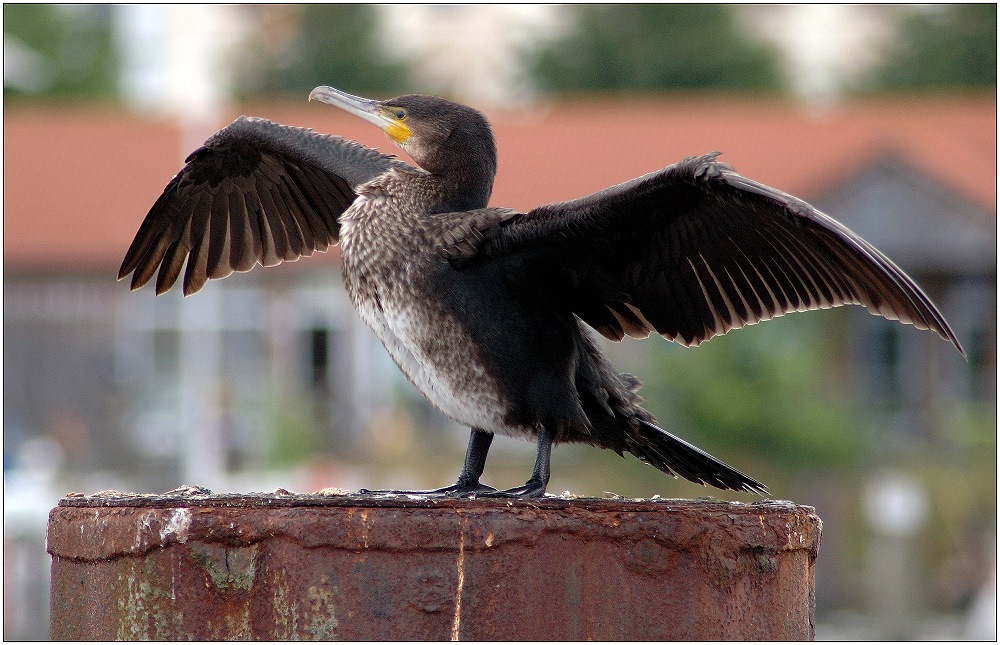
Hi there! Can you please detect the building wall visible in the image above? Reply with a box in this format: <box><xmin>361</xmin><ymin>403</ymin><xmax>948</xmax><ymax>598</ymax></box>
<box><xmin>3</xmin><ymin>267</ymin><xmax>402</xmax><ymax>491</ymax></box>
<box><xmin>814</xmin><ymin>157</ymin><xmax>996</xmax><ymax>438</ymax></box>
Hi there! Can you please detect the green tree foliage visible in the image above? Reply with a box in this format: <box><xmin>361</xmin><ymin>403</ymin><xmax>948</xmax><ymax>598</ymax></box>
<box><xmin>3</xmin><ymin>4</ymin><xmax>118</xmax><ymax>101</ymax></box>
<box><xmin>867</xmin><ymin>4</ymin><xmax>997</xmax><ymax>90</ymax></box>
<box><xmin>529</xmin><ymin>5</ymin><xmax>786</xmax><ymax>95</ymax></box>
<box><xmin>236</xmin><ymin>5</ymin><xmax>406</xmax><ymax>99</ymax></box>
<box><xmin>636</xmin><ymin>312</ymin><xmax>866</xmax><ymax>473</ymax></box>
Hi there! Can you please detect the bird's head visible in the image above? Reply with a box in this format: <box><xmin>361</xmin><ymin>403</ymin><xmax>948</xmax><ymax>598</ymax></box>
<box><xmin>309</xmin><ymin>86</ymin><xmax>496</xmax><ymax>189</ymax></box>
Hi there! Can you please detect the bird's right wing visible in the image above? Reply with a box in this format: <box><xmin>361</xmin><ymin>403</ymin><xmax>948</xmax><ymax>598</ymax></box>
<box><xmin>119</xmin><ymin>116</ymin><xmax>410</xmax><ymax>296</ymax></box>
<box><xmin>452</xmin><ymin>153</ymin><xmax>964</xmax><ymax>355</ymax></box>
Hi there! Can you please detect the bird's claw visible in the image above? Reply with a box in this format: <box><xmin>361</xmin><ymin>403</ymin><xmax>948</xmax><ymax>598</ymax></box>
<box><xmin>357</xmin><ymin>481</ymin><xmax>497</xmax><ymax>498</ymax></box>
<box><xmin>476</xmin><ymin>480</ymin><xmax>548</xmax><ymax>499</ymax></box>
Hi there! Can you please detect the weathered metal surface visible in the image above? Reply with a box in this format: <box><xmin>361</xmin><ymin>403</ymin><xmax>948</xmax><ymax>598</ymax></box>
<box><xmin>49</xmin><ymin>490</ymin><xmax>821</xmax><ymax>640</ymax></box>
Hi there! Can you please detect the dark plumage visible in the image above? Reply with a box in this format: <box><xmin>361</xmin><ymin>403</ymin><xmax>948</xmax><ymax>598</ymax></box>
<box><xmin>119</xmin><ymin>86</ymin><xmax>964</xmax><ymax>498</ymax></box>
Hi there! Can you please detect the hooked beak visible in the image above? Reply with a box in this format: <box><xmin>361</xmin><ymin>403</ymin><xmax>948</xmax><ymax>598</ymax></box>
<box><xmin>309</xmin><ymin>86</ymin><xmax>411</xmax><ymax>144</ymax></box>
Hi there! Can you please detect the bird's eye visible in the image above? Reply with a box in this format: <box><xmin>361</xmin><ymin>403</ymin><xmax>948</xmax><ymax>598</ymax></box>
<box><xmin>394</xmin><ymin>108</ymin><xmax>407</xmax><ymax>120</ymax></box>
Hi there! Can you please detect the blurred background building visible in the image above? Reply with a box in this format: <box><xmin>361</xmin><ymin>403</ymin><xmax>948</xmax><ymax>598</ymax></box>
<box><xmin>3</xmin><ymin>4</ymin><xmax>995</xmax><ymax>640</ymax></box>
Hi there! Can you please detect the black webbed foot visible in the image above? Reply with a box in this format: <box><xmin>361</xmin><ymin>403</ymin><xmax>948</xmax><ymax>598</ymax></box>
<box><xmin>432</xmin><ymin>481</ymin><xmax>498</xmax><ymax>497</ymax></box>
<box><xmin>477</xmin><ymin>478</ymin><xmax>548</xmax><ymax>499</ymax></box>
<box><xmin>357</xmin><ymin>482</ymin><xmax>496</xmax><ymax>498</ymax></box>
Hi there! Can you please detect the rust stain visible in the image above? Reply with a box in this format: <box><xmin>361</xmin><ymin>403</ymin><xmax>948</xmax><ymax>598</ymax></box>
<box><xmin>450</xmin><ymin>515</ymin><xmax>467</xmax><ymax>641</ymax></box>
<box><xmin>360</xmin><ymin>508</ymin><xmax>370</xmax><ymax>550</ymax></box>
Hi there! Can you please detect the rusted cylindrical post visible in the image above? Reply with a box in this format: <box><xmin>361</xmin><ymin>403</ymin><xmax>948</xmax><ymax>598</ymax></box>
<box><xmin>49</xmin><ymin>492</ymin><xmax>821</xmax><ymax>640</ymax></box>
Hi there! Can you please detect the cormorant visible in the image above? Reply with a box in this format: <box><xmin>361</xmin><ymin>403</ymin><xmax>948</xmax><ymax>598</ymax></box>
<box><xmin>119</xmin><ymin>86</ymin><xmax>964</xmax><ymax>498</ymax></box>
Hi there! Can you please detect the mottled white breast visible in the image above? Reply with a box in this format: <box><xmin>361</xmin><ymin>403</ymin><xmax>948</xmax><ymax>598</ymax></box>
<box><xmin>339</xmin><ymin>172</ymin><xmax>533</xmax><ymax>438</ymax></box>
<box><xmin>354</xmin><ymin>297</ymin><xmax>513</xmax><ymax>434</ymax></box>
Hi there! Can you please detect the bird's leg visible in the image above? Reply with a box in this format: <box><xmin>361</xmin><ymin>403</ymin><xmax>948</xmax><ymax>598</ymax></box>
<box><xmin>358</xmin><ymin>428</ymin><xmax>496</xmax><ymax>497</ymax></box>
<box><xmin>426</xmin><ymin>428</ymin><xmax>497</xmax><ymax>496</ymax></box>
<box><xmin>481</xmin><ymin>424</ymin><xmax>552</xmax><ymax>499</ymax></box>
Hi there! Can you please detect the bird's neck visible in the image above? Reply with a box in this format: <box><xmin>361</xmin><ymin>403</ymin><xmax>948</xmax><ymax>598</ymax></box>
<box><xmin>428</xmin><ymin>155</ymin><xmax>495</xmax><ymax>212</ymax></box>
<box><xmin>408</xmin><ymin>128</ymin><xmax>497</xmax><ymax>212</ymax></box>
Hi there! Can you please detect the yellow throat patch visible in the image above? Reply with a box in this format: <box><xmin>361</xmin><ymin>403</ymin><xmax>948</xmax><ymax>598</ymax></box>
<box><xmin>384</xmin><ymin>119</ymin><xmax>411</xmax><ymax>144</ymax></box>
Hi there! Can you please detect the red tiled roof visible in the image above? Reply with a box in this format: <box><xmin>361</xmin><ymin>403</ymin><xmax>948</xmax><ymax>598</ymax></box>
<box><xmin>4</xmin><ymin>95</ymin><xmax>995</xmax><ymax>272</ymax></box>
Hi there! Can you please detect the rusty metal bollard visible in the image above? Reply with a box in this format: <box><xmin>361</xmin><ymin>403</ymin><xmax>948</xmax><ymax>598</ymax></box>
<box><xmin>48</xmin><ymin>491</ymin><xmax>821</xmax><ymax>640</ymax></box>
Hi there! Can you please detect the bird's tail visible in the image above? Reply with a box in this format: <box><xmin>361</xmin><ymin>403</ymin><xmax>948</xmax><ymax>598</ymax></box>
<box><xmin>626</xmin><ymin>418</ymin><xmax>769</xmax><ymax>495</ymax></box>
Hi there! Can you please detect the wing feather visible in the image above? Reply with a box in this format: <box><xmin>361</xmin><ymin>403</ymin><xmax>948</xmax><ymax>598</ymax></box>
<box><xmin>227</xmin><ymin>190</ymin><xmax>257</xmax><ymax>273</ymax></box>
<box><xmin>471</xmin><ymin>152</ymin><xmax>963</xmax><ymax>355</ymax></box>
<box><xmin>182</xmin><ymin>195</ymin><xmax>213</xmax><ymax>295</ymax></box>
<box><xmin>206</xmin><ymin>189</ymin><xmax>232</xmax><ymax>280</ymax></box>
<box><xmin>119</xmin><ymin>116</ymin><xmax>408</xmax><ymax>296</ymax></box>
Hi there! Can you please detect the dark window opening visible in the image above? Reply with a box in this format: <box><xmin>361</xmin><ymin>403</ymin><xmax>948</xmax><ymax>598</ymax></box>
<box><xmin>310</xmin><ymin>326</ymin><xmax>329</xmax><ymax>391</ymax></box>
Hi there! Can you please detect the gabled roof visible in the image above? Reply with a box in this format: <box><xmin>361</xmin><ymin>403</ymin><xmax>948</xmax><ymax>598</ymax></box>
<box><xmin>3</xmin><ymin>94</ymin><xmax>995</xmax><ymax>272</ymax></box>
<box><xmin>815</xmin><ymin>152</ymin><xmax>997</xmax><ymax>273</ymax></box>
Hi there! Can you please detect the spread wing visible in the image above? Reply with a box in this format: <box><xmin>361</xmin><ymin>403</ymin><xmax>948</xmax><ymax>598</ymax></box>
<box><xmin>118</xmin><ymin>116</ymin><xmax>410</xmax><ymax>296</ymax></box>
<box><xmin>467</xmin><ymin>153</ymin><xmax>964</xmax><ymax>355</ymax></box>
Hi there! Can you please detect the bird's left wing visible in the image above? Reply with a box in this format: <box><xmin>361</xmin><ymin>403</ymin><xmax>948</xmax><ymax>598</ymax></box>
<box><xmin>457</xmin><ymin>153</ymin><xmax>964</xmax><ymax>354</ymax></box>
<box><xmin>119</xmin><ymin>116</ymin><xmax>409</xmax><ymax>296</ymax></box>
